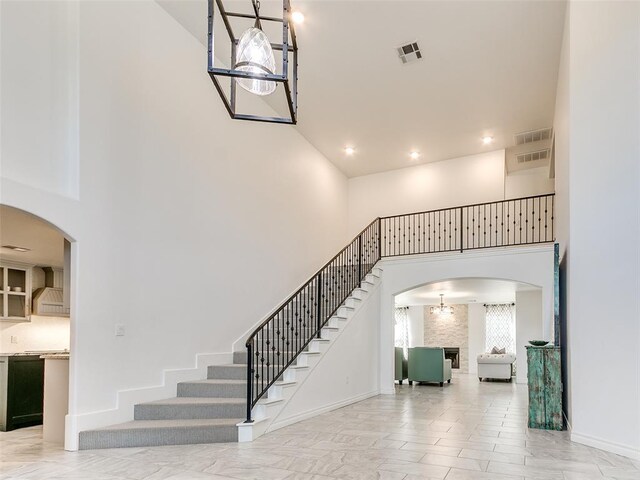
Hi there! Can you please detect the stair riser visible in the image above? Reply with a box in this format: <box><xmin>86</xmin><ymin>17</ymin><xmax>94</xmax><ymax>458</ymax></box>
<box><xmin>134</xmin><ymin>403</ymin><xmax>245</xmax><ymax>421</ymax></box>
<box><xmin>79</xmin><ymin>425</ymin><xmax>238</xmax><ymax>450</ymax></box>
<box><xmin>177</xmin><ymin>383</ymin><xmax>246</xmax><ymax>398</ymax></box>
<box><xmin>208</xmin><ymin>365</ymin><xmax>246</xmax><ymax>380</ymax></box>
<box><xmin>233</xmin><ymin>351</ymin><xmax>248</xmax><ymax>364</ymax></box>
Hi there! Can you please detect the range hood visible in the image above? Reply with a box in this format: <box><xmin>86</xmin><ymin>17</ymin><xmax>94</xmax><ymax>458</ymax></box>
<box><xmin>32</xmin><ymin>267</ymin><xmax>69</xmax><ymax>317</ymax></box>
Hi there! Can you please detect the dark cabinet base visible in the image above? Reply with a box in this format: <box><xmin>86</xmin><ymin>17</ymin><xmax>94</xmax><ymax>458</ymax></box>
<box><xmin>4</xmin><ymin>356</ymin><xmax>45</xmax><ymax>431</ymax></box>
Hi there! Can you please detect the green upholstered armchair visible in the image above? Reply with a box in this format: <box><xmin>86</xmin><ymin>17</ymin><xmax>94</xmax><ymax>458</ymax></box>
<box><xmin>408</xmin><ymin>347</ymin><xmax>452</xmax><ymax>387</ymax></box>
<box><xmin>395</xmin><ymin>347</ymin><xmax>408</xmax><ymax>384</ymax></box>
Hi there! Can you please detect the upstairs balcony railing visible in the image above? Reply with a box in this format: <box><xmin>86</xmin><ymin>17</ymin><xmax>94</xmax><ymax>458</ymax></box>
<box><xmin>381</xmin><ymin>193</ymin><xmax>555</xmax><ymax>256</ymax></box>
<box><xmin>245</xmin><ymin>193</ymin><xmax>554</xmax><ymax>421</ymax></box>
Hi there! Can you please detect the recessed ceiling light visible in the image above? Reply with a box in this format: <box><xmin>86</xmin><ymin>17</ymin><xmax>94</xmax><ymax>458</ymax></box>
<box><xmin>482</xmin><ymin>136</ymin><xmax>494</xmax><ymax>145</ymax></box>
<box><xmin>291</xmin><ymin>11</ymin><xmax>304</xmax><ymax>24</ymax></box>
<box><xmin>409</xmin><ymin>151</ymin><xmax>420</xmax><ymax>160</ymax></box>
<box><xmin>1</xmin><ymin>245</ymin><xmax>30</xmax><ymax>252</ymax></box>
<box><xmin>344</xmin><ymin>146</ymin><xmax>355</xmax><ymax>155</ymax></box>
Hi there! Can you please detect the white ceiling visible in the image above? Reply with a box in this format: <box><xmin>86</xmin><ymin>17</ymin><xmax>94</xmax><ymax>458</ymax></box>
<box><xmin>395</xmin><ymin>278</ymin><xmax>538</xmax><ymax>306</ymax></box>
<box><xmin>0</xmin><ymin>206</ymin><xmax>65</xmax><ymax>267</ymax></box>
<box><xmin>158</xmin><ymin>0</ymin><xmax>566</xmax><ymax>177</ymax></box>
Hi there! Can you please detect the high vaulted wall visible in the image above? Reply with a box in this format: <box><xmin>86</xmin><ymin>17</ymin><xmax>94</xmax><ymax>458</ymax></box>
<box><xmin>347</xmin><ymin>151</ymin><xmax>506</xmax><ymax>235</ymax></box>
<box><xmin>347</xmin><ymin>149</ymin><xmax>555</xmax><ymax>236</ymax></box>
<box><xmin>554</xmin><ymin>0</ymin><xmax>640</xmax><ymax>459</ymax></box>
<box><xmin>1</xmin><ymin>0</ymin><xmax>349</xmax><ymax>449</ymax></box>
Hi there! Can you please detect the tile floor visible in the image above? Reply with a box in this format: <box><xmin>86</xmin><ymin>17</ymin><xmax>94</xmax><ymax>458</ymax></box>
<box><xmin>2</xmin><ymin>373</ymin><xmax>639</xmax><ymax>480</ymax></box>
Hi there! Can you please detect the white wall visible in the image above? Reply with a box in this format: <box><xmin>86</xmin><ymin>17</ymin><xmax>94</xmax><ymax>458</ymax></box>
<box><xmin>377</xmin><ymin>245</ymin><xmax>555</xmax><ymax>394</ymax></box>
<box><xmin>515</xmin><ymin>290</ymin><xmax>543</xmax><ymax>384</ymax></box>
<box><xmin>563</xmin><ymin>0</ymin><xmax>640</xmax><ymax>459</ymax></box>
<box><xmin>0</xmin><ymin>316</ymin><xmax>70</xmax><ymax>353</ymax></box>
<box><xmin>552</xmin><ymin>1</ymin><xmax>571</xmax><ymax>430</ymax></box>
<box><xmin>0</xmin><ymin>0</ymin><xmax>349</xmax><ymax>448</ymax></box>
<box><xmin>347</xmin><ymin>150</ymin><xmax>506</xmax><ymax>235</ymax></box>
<box><xmin>267</xmin><ymin>282</ymin><xmax>381</xmax><ymax>431</ymax></box>
<box><xmin>467</xmin><ymin>303</ymin><xmax>485</xmax><ymax>376</ymax></box>
<box><xmin>0</xmin><ymin>0</ymin><xmax>79</xmax><ymax>198</ymax></box>
<box><xmin>505</xmin><ymin>168</ymin><xmax>555</xmax><ymax>199</ymax></box>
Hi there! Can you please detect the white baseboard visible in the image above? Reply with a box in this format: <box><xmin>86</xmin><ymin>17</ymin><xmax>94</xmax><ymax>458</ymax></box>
<box><xmin>571</xmin><ymin>431</ymin><xmax>640</xmax><ymax>460</ymax></box>
<box><xmin>266</xmin><ymin>390</ymin><xmax>379</xmax><ymax>433</ymax></box>
<box><xmin>64</xmin><ymin>352</ymin><xmax>232</xmax><ymax>451</ymax></box>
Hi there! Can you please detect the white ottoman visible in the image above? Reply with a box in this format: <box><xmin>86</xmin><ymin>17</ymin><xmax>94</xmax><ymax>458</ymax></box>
<box><xmin>477</xmin><ymin>353</ymin><xmax>516</xmax><ymax>381</ymax></box>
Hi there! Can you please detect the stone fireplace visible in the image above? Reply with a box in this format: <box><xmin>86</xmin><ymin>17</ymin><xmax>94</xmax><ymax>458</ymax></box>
<box><xmin>424</xmin><ymin>304</ymin><xmax>469</xmax><ymax>373</ymax></box>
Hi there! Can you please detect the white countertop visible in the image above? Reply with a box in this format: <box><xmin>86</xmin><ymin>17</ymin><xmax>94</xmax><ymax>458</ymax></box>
<box><xmin>40</xmin><ymin>353</ymin><xmax>70</xmax><ymax>360</ymax></box>
<box><xmin>0</xmin><ymin>350</ymin><xmax>69</xmax><ymax>357</ymax></box>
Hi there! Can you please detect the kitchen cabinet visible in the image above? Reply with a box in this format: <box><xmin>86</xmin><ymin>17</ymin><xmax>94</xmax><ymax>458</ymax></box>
<box><xmin>0</xmin><ymin>262</ymin><xmax>32</xmax><ymax>322</ymax></box>
<box><xmin>0</xmin><ymin>354</ymin><xmax>44</xmax><ymax>431</ymax></box>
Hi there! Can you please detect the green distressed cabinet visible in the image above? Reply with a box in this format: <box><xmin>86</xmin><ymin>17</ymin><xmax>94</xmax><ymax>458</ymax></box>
<box><xmin>526</xmin><ymin>345</ymin><xmax>563</xmax><ymax>430</ymax></box>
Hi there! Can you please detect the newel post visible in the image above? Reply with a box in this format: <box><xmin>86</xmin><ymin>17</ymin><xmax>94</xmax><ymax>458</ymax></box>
<box><xmin>358</xmin><ymin>234</ymin><xmax>363</xmax><ymax>284</ymax></box>
<box><xmin>245</xmin><ymin>342</ymin><xmax>253</xmax><ymax>423</ymax></box>
<box><xmin>459</xmin><ymin>207</ymin><xmax>464</xmax><ymax>253</ymax></box>
<box><xmin>316</xmin><ymin>272</ymin><xmax>322</xmax><ymax>339</ymax></box>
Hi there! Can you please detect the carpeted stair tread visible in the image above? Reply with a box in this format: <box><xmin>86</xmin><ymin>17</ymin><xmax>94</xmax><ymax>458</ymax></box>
<box><xmin>184</xmin><ymin>379</ymin><xmax>245</xmax><ymax>385</ymax></box>
<box><xmin>140</xmin><ymin>397</ymin><xmax>245</xmax><ymax>405</ymax></box>
<box><xmin>79</xmin><ymin>418</ymin><xmax>241</xmax><ymax>449</ymax></box>
<box><xmin>88</xmin><ymin>418</ymin><xmax>241</xmax><ymax>431</ymax></box>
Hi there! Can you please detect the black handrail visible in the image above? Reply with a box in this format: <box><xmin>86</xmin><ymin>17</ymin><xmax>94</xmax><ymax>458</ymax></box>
<box><xmin>244</xmin><ymin>193</ymin><xmax>555</xmax><ymax>422</ymax></box>
<box><xmin>244</xmin><ymin>218</ymin><xmax>381</xmax><ymax>421</ymax></box>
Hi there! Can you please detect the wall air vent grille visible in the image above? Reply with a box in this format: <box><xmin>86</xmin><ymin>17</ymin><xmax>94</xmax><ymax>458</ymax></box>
<box><xmin>514</xmin><ymin>127</ymin><xmax>553</xmax><ymax>145</ymax></box>
<box><xmin>517</xmin><ymin>149</ymin><xmax>550</xmax><ymax>164</ymax></box>
<box><xmin>397</xmin><ymin>42</ymin><xmax>422</xmax><ymax>64</ymax></box>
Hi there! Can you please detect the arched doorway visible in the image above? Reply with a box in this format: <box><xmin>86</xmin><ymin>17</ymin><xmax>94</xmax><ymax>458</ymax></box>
<box><xmin>0</xmin><ymin>204</ymin><xmax>76</xmax><ymax>447</ymax></box>
<box><xmin>392</xmin><ymin>277</ymin><xmax>544</xmax><ymax>386</ymax></box>
<box><xmin>378</xmin><ymin>246</ymin><xmax>555</xmax><ymax>393</ymax></box>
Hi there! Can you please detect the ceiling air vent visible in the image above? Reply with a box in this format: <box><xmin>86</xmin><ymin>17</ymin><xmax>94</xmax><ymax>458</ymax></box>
<box><xmin>517</xmin><ymin>149</ymin><xmax>550</xmax><ymax>164</ymax></box>
<box><xmin>514</xmin><ymin>127</ymin><xmax>553</xmax><ymax>145</ymax></box>
<box><xmin>397</xmin><ymin>42</ymin><xmax>422</xmax><ymax>64</ymax></box>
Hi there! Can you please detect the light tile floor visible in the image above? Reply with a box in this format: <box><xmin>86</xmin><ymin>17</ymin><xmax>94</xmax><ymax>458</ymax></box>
<box><xmin>2</xmin><ymin>374</ymin><xmax>639</xmax><ymax>480</ymax></box>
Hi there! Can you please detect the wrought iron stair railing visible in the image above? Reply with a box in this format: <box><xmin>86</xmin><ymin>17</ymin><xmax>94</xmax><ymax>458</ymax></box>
<box><xmin>245</xmin><ymin>193</ymin><xmax>554</xmax><ymax>421</ymax></box>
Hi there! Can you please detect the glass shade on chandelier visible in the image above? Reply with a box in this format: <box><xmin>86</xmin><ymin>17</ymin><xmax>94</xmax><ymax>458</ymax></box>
<box><xmin>235</xmin><ymin>27</ymin><xmax>277</xmax><ymax>96</ymax></box>
<box><xmin>430</xmin><ymin>294</ymin><xmax>454</xmax><ymax>317</ymax></box>
<box><xmin>207</xmin><ymin>0</ymin><xmax>298</xmax><ymax>124</ymax></box>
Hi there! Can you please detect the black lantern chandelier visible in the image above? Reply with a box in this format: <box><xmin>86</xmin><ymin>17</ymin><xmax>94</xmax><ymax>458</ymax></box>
<box><xmin>207</xmin><ymin>0</ymin><xmax>298</xmax><ymax>124</ymax></box>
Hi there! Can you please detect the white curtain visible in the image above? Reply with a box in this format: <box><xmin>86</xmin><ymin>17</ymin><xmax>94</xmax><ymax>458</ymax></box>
<box><xmin>394</xmin><ymin>306</ymin><xmax>409</xmax><ymax>351</ymax></box>
<box><xmin>485</xmin><ymin>303</ymin><xmax>516</xmax><ymax>353</ymax></box>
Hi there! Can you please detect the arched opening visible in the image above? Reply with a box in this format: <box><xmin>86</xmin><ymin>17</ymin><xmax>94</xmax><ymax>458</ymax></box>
<box><xmin>0</xmin><ymin>204</ymin><xmax>75</xmax><ymax>446</ymax></box>
<box><xmin>392</xmin><ymin>277</ymin><xmax>545</xmax><ymax>388</ymax></box>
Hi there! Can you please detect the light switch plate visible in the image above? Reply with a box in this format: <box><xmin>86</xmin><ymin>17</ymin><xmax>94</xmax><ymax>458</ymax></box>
<box><xmin>10</xmin><ymin>336</ymin><xmax>18</xmax><ymax>344</ymax></box>
<box><xmin>115</xmin><ymin>324</ymin><xmax>125</xmax><ymax>337</ymax></box>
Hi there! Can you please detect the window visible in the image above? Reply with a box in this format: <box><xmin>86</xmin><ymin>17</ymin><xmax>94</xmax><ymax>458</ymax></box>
<box><xmin>485</xmin><ymin>303</ymin><xmax>516</xmax><ymax>353</ymax></box>
<box><xmin>394</xmin><ymin>306</ymin><xmax>409</xmax><ymax>350</ymax></box>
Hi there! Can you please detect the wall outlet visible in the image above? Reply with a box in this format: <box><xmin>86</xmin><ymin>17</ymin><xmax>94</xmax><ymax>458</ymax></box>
<box><xmin>346</xmin><ymin>376</ymin><xmax>349</xmax><ymax>384</ymax></box>
<box><xmin>115</xmin><ymin>324</ymin><xmax>125</xmax><ymax>337</ymax></box>
<box><xmin>10</xmin><ymin>336</ymin><xmax>18</xmax><ymax>344</ymax></box>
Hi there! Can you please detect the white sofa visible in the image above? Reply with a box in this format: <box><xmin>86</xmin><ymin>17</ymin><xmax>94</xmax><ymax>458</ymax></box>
<box><xmin>477</xmin><ymin>353</ymin><xmax>516</xmax><ymax>381</ymax></box>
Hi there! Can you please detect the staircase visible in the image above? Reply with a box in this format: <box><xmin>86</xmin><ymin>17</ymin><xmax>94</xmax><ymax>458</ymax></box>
<box><xmin>78</xmin><ymin>193</ymin><xmax>554</xmax><ymax>450</ymax></box>
<box><xmin>78</xmin><ymin>268</ymin><xmax>381</xmax><ymax>450</ymax></box>
<box><xmin>79</xmin><ymin>358</ymin><xmax>246</xmax><ymax>449</ymax></box>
